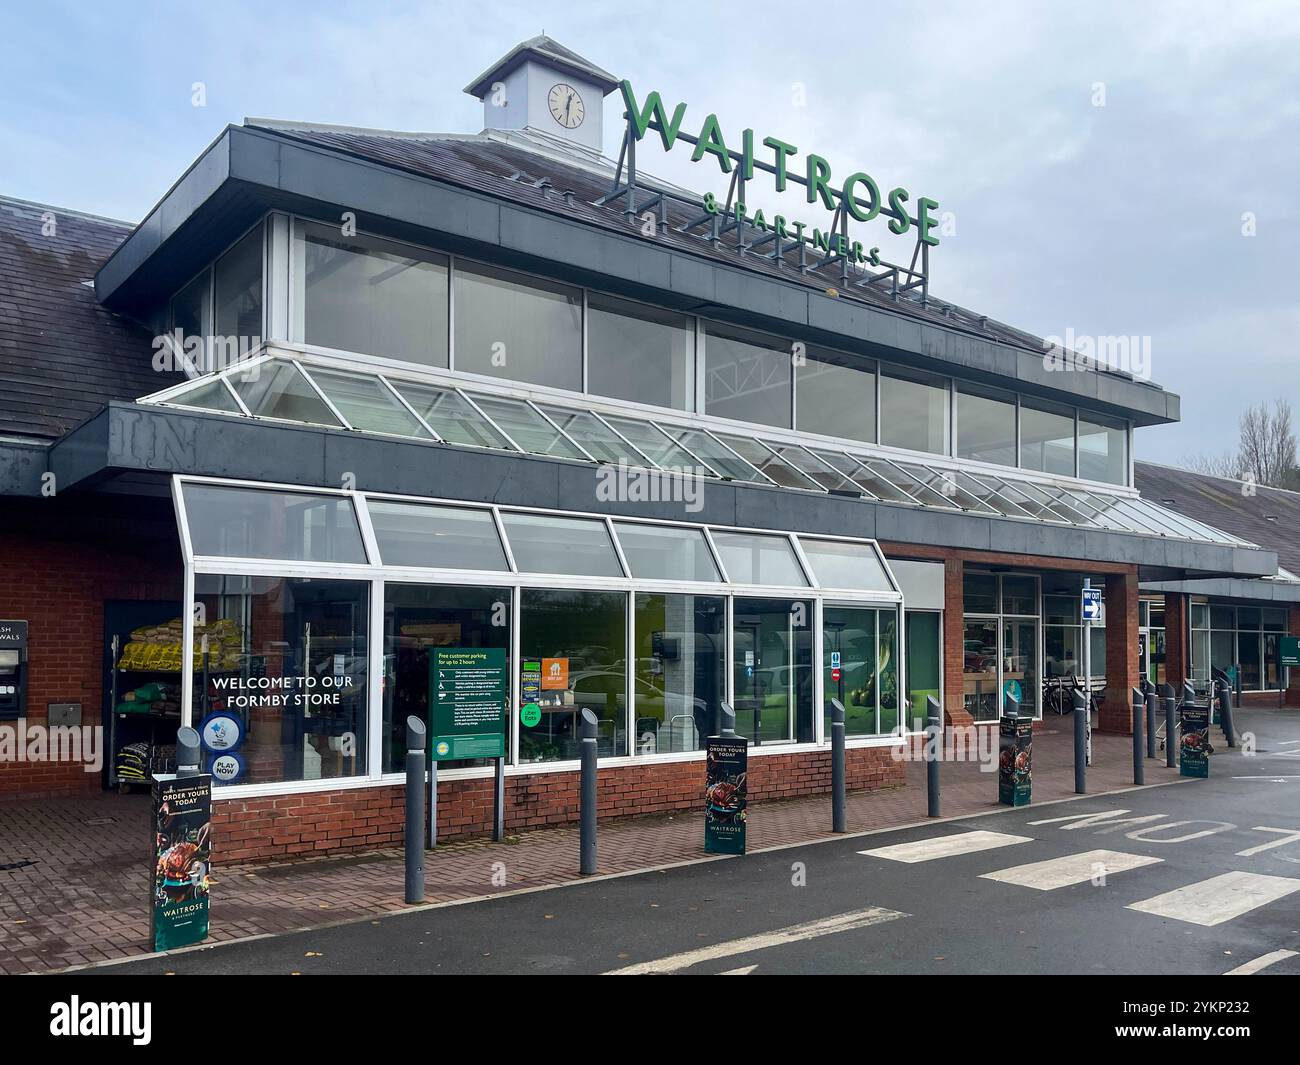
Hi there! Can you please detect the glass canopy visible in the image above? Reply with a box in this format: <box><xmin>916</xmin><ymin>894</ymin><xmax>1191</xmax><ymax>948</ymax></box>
<box><xmin>149</xmin><ymin>355</ymin><xmax>1252</xmax><ymax>549</ymax></box>
<box><xmin>177</xmin><ymin>480</ymin><xmax>901</xmax><ymax>595</ymax></box>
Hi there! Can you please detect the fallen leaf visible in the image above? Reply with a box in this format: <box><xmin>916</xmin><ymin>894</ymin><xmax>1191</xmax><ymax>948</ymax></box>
<box><xmin>305</xmin><ymin>951</ymin><xmax>323</xmax><ymax>957</ymax></box>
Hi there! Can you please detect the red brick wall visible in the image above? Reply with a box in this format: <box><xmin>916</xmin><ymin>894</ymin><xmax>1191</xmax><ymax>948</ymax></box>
<box><xmin>1163</xmin><ymin>592</ymin><xmax>1188</xmax><ymax>693</ymax></box>
<box><xmin>0</xmin><ymin>497</ymin><xmax>180</xmax><ymax>798</ymax></box>
<box><xmin>941</xmin><ymin>558</ymin><xmax>974</xmax><ymax>727</ymax></box>
<box><xmin>210</xmin><ymin>744</ymin><xmax>905</xmax><ymax>863</ymax></box>
<box><xmin>1102</xmin><ymin>571</ymin><xmax>1140</xmax><ymax>732</ymax></box>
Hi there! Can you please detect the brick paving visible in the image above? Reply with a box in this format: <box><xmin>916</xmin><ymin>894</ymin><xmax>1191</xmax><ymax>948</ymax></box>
<box><xmin>0</xmin><ymin>722</ymin><xmax>1182</xmax><ymax>974</ymax></box>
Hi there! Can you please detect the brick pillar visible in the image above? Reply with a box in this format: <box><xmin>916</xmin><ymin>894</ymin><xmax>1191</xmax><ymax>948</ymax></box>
<box><xmin>1287</xmin><ymin>604</ymin><xmax>1300</xmax><ymax>708</ymax></box>
<box><xmin>1101</xmin><ymin>569</ymin><xmax>1141</xmax><ymax>732</ymax></box>
<box><xmin>943</xmin><ymin>558</ymin><xmax>974</xmax><ymax>727</ymax></box>
<box><xmin>1163</xmin><ymin>592</ymin><xmax>1188</xmax><ymax>693</ymax></box>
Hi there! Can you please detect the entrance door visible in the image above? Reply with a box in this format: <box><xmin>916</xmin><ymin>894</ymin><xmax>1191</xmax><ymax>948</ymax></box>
<box><xmin>732</xmin><ymin>598</ymin><xmax>813</xmax><ymax>745</ymax></box>
<box><xmin>1003</xmin><ymin>618</ymin><xmax>1039</xmax><ymax>717</ymax></box>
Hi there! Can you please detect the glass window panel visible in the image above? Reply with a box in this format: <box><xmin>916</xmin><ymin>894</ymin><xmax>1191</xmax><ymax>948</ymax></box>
<box><xmin>613</xmin><ymin>523</ymin><xmax>720</xmax><ymax>582</ymax></box>
<box><xmin>703</xmin><ymin>323</ymin><xmax>792</xmax><ymax>428</ymax></box>
<box><xmin>587</xmin><ymin>293</ymin><xmax>694</xmax><ymax>411</ymax></box>
<box><xmin>602</xmin><ymin>415</ymin><xmax>710</xmax><ymax>472</ymax></box>
<box><xmin>1237</xmin><ymin>606</ymin><xmax>1262</xmax><ymax>630</ymax></box>
<box><xmin>1001</xmin><ymin>575</ymin><xmax>1038</xmax><ymax>616</ymax></box>
<box><xmin>907</xmin><ymin>466</ymin><xmax>1000</xmax><ymax>513</ymax></box>
<box><xmin>764</xmin><ymin>445</ymin><xmax>858</xmax><ymax>492</ymax></box>
<box><xmin>214</xmin><ymin>222</ymin><xmax>264</xmax><ymax>346</ymax></box>
<box><xmin>733</xmin><ymin>597</ymin><xmax>814</xmax><ymax>744</ymax></box>
<box><xmin>824</xmin><ymin>606</ymin><xmax>878</xmax><ymax>736</ymax></box>
<box><xmin>1263</xmin><ymin>608</ymin><xmax>1287</xmax><ymax>632</ymax></box>
<box><xmin>952</xmin><ymin>472</ymin><xmax>1032</xmax><ymax>518</ymax></box>
<box><xmin>192</xmin><ymin>575</ymin><xmax>368</xmax><ymax>786</ymax></box>
<box><xmin>962</xmin><ymin>617</ymin><xmax>999</xmax><ymax>722</ymax></box>
<box><xmin>453</xmin><ymin>262</ymin><xmax>581</xmax><ymax>390</ymax></box>
<box><xmin>170</xmin><ymin>268</ymin><xmax>211</xmax><ymax>372</ymax></box>
<box><xmin>672</xmin><ymin>429</ymin><xmax>768</xmax><ymax>483</ymax></box>
<box><xmin>537</xmin><ymin>407</ymin><xmax>647</xmax><ymax>466</ymax></box>
<box><xmin>294</xmin><ymin>221</ymin><xmax>448</xmax><ymax>367</ymax></box>
<box><xmin>306</xmin><ymin>368</ymin><xmax>429</xmax><ymax>437</ymax></box>
<box><xmin>710</xmin><ymin>530</ymin><xmax>807</xmax><ymax>586</ymax></box>
<box><xmin>1020</xmin><ymin>401</ymin><xmax>1076</xmax><ymax>475</ymax></box>
<box><xmin>987</xmin><ymin>478</ymin><xmax>1069</xmax><ymax>521</ymax></box>
<box><xmin>800</xmin><ymin>538</ymin><xmax>893</xmax><ymax>592</ymax></box>
<box><xmin>468</xmin><ymin>395</ymin><xmax>586</xmax><ymax>460</ymax></box>
<box><xmin>956</xmin><ymin>387</ymin><xmax>1016</xmax><ymax>466</ymax></box>
<box><xmin>904</xmin><ymin>611</ymin><xmax>942</xmax><ymax>721</ymax></box>
<box><xmin>1237</xmin><ymin>630</ymin><xmax>1261</xmax><ymax>689</ymax></box>
<box><xmin>713</xmin><ymin>434</ymin><xmax>820</xmax><ymax>490</ymax></box>
<box><xmin>519</xmin><ymin>589</ymin><xmax>627</xmax><ymax>761</ymax></box>
<box><xmin>1079</xmin><ymin>416</ymin><xmax>1128</xmax><ymax>485</ymax></box>
<box><xmin>367</xmin><ymin>500</ymin><xmax>508</xmax><ymax>571</ymax></box>
<box><xmin>795</xmin><ymin>351</ymin><xmax>876</xmax><ymax>443</ymax></box>
<box><xmin>1210</xmin><ymin>605</ymin><xmax>1236</xmax><ymax>629</ymax></box>
<box><xmin>167</xmin><ymin>377</ymin><xmax>240</xmax><ymax>413</ymax></box>
<box><xmin>382</xmin><ymin>583</ymin><xmax>509</xmax><ymax>772</ymax></box>
<box><xmin>1044</xmin><ymin>624</ymin><xmax>1082</xmax><ymax>677</ymax></box>
<box><xmin>826</xmin><ymin>453</ymin><xmax>921</xmax><ymax>503</ymax></box>
<box><xmin>501</xmin><ymin>513</ymin><xmax>623</xmax><ymax>577</ymax></box>
<box><xmin>1191</xmin><ymin>603</ymin><xmax>1209</xmax><ymax>629</ymax></box>
<box><xmin>963</xmin><ymin>572</ymin><xmax>998</xmax><ymax>614</ymax></box>
<box><xmin>632</xmin><ymin>593</ymin><xmax>726</xmax><ymax>753</ymax></box>
<box><xmin>182</xmin><ymin>483</ymin><xmax>366</xmax><ymax>563</ymax></box>
<box><xmin>879</xmin><ymin>368</ymin><xmax>948</xmax><ymax>454</ymax></box>
<box><xmin>393</xmin><ymin>382</ymin><xmax>512</xmax><ymax>450</ymax></box>
<box><xmin>1005</xmin><ymin>617</ymin><xmax>1039</xmax><ymax>716</ymax></box>
<box><xmin>228</xmin><ymin>359</ymin><xmax>342</xmax><ymax>426</ymax></box>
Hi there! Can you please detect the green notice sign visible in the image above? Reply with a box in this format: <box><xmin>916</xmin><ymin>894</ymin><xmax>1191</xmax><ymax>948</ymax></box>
<box><xmin>1281</xmin><ymin>636</ymin><xmax>1300</xmax><ymax>668</ymax></box>
<box><xmin>431</xmin><ymin>648</ymin><xmax>507</xmax><ymax>761</ymax></box>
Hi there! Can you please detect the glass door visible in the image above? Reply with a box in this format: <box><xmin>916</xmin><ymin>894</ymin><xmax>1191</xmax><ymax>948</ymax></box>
<box><xmin>1003</xmin><ymin>618</ymin><xmax>1039</xmax><ymax>717</ymax></box>
<box><xmin>733</xmin><ymin>598</ymin><xmax>813</xmax><ymax>745</ymax></box>
<box><xmin>963</xmin><ymin>618</ymin><xmax>999</xmax><ymax>722</ymax></box>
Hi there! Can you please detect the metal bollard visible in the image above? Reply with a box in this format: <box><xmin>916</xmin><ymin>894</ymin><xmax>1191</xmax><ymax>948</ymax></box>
<box><xmin>926</xmin><ymin>695</ymin><xmax>942</xmax><ymax>817</ymax></box>
<box><xmin>1072</xmin><ymin>688</ymin><xmax>1087</xmax><ymax>794</ymax></box>
<box><xmin>1146</xmin><ymin>689</ymin><xmax>1158</xmax><ymax>760</ymax></box>
<box><xmin>830</xmin><ymin>699</ymin><xmax>846</xmax><ymax>833</ymax></box>
<box><xmin>404</xmin><ymin>716</ymin><xmax>425</xmax><ymax>904</ymax></box>
<box><xmin>492</xmin><ymin>754</ymin><xmax>505</xmax><ymax>843</ymax></box>
<box><xmin>1218</xmin><ymin>680</ymin><xmax>1237</xmax><ymax>749</ymax></box>
<box><xmin>1131</xmin><ymin>688</ymin><xmax>1145</xmax><ymax>785</ymax></box>
<box><xmin>175</xmin><ymin>726</ymin><xmax>201</xmax><ymax>778</ymax></box>
<box><xmin>579</xmin><ymin>708</ymin><xmax>598</xmax><ymax>876</ymax></box>
<box><xmin>1162</xmin><ymin>683</ymin><xmax>1177</xmax><ymax>769</ymax></box>
<box><xmin>719</xmin><ymin>703</ymin><xmax>737</xmax><ymax>736</ymax></box>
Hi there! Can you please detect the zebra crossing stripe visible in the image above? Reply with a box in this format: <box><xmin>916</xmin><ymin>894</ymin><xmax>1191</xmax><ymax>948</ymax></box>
<box><xmin>860</xmin><ymin>830</ymin><xmax>1033</xmax><ymax>864</ymax></box>
<box><xmin>1127</xmin><ymin>871</ymin><xmax>1300</xmax><ymax>926</ymax></box>
<box><xmin>979</xmin><ymin>849</ymin><xmax>1162</xmax><ymax>890</ymax></box>
<box><xmin>1224</xmin><ymin>949</ymin><xmax>1298</xmax><ymax>975</ymax></box>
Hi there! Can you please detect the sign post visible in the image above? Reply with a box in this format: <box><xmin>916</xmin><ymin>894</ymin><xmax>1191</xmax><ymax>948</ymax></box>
<box><xmin>705</xmin><ymin>704</ymin><xmax>747</xmax><ymax>855</ymax></box>
<box><xmin>1081</xmin><ymin>582</ymin><xmax>1101</xmax><ymax>766</ymax></box>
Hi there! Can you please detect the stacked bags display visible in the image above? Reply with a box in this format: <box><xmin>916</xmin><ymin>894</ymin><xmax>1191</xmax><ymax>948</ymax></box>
<box><xmin>116</xmin><ymin>616</ymin><xmax>244</xmax><ymax>672</ymax></box>
<box><xmin>116</xmin><ymin>741</ymin><xmax>150</xmax><ymax>783</ymax></box>
<box><xmin>115</xmin><ymin>682</ymin><xmax>181</xmax><ymax>717</ymax></box>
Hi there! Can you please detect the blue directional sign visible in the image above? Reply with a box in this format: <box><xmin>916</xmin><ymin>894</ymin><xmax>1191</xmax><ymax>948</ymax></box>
<box><xmin>1081</xmin><ymin>588</ymin><xmax>1102</xmax><ymax>622</ymax></box>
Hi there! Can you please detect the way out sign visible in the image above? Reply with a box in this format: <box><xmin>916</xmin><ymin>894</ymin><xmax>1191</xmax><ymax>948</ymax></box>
<box><xmin>1081</xmin><ymin>588</ymin><xmax>1102</xmax><ymax>622</ymax></box>
<box><xmin>430</xmin><ymin>648</ymin><xmax>507</xmax><ymax>760</ymax></box>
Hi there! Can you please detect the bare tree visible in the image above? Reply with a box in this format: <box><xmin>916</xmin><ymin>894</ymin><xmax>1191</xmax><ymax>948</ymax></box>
<box><xmin>1238</xmin><ymin>398</ymin><xmax>1297</xmax><ymax>488</ymax></box>
<box><xmin>1187</xmin><ymin>451</ymin><xmax>1242</xmax><ymax>478</ymax></box>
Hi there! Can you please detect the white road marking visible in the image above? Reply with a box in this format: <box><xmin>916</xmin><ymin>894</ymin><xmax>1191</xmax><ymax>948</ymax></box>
<box><xmin>603</xmin><ymin>907</ymin><xmax>908</xmax><ymax>975</ymax></box>
<box><xmin>1127</xmin><ymin>871</ymin><xmax>1300</xmax><ymax>926</ymax></box>
<box><xmin>859</xmin><ymin>830</ymin><xmax>1032</xmax><ymax>863</ymax></box>
<box><xmin>1236</xmin><ymin>827</ymin><xmax>1300</xmax><ymax>857</ymax></box>
<box><xmin>721</xmin><ymin>964</ymin><xmax>758</xmax><ymax>975</ymax></box>
<box><xmin>980</xmin><ymin>849</ymin><xmax>1162</xmax><ymax>890</ymax></box>
<box><xmin>1224</xmin><ymin>949</ymin><xmax>1298</xmax><ymax>975</ymax></box>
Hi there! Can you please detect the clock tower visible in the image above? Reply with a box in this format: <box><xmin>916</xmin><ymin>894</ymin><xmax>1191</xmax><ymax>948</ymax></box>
<box><xmin>464</xmin><ymin>35</ymin><xmax>619</xmax><ymax>154</ymax></box>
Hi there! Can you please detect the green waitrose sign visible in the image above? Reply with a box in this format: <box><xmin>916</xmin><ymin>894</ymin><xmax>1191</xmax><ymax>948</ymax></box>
<box><xmin>1281</xmin><ymin>635</ymin><xmax>1300</xmax><ymax>668</ymax></box>
<box><xmin>619</xmin><ymin>80</ymin><xmax>941</xmax><ymax>262</ymax></box>
<box><xmin>430</xmin><ymin>648</ymin><xmax>507</xmax><ymax>760</ymax></box>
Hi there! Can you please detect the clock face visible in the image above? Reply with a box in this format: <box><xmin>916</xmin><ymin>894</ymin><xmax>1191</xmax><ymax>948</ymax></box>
<box><xmin>548</xmin><ymin>83</ymin><xmax>585</xmax><ymax>129</ymax></box>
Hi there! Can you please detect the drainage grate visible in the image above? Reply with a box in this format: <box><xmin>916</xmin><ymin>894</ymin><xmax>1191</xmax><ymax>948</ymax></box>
<box><xmin>83</xmin><ymin>817</ymin><xmax>117</xmax><ymax>826</ymax></box>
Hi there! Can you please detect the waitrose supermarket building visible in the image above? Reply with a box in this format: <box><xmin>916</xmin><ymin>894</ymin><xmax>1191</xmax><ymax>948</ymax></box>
<box><xmin>0</xmin><ymin>37</ymin><xmax>1285</xmax><ymax>861</ymax></box>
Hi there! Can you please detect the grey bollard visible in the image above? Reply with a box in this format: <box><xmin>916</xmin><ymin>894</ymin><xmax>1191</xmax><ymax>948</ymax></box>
<box><xmin>404</xmin><ymin>716</ymin><xmax>426</xmax><ymax>904</ymax></box>
<box><xmin>1131</xmin><ymin>688</ymin><xmax>1145</xmax><ymax>785</ymax></box>
<box><xmin>926</xmin><ymin>695</ymin><xmax>942</xmax><ymax>817</ymax></box>
<box><xmin>1072</xmin><ymin>688</ymin><xmax>1087</xmax><ymax>794</ymax></box>
<box><xmin>579</xmin><ymin>708</ymin><xmax>598</xmax><ymax>876</ymax></box>
<box><xmin>1218</xmin><ymin>680</ymin><xmax>1237</xmax><ymax>749</ymax></box>
<box><xmin>175</xmin><ymin>726</ymin><xmax>201</xmax><ymax>778</ymax></box>
<box><xmin>1146</xmin><ymin>689</ymin><xmax>1158</xmax><ymax>760</ymax></box>
<box><xmin>719</xmin><ymin>701</ymin><xmax>738</xmax><ymax>737</ymax></box>
<box><xmin>829</xmin><ymin>699</ymin><xmax>846</xmax><ymax>833</ymax></box>
<box><xmin>1162</xmin><ymin>683</ymin><xmax>1177</xmax><ymax>769</ymax></box>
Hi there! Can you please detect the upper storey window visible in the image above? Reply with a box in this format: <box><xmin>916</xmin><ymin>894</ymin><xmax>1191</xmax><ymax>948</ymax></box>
<box><xmin>703</xmin><ymin>323</ymin><xmax>792</xmax><ymax>429</ymax></box>
<box><xmin>1079</xmin><ymin>414</ymin><xmax>1128</xmax><ymax>485</ymax></box>
<box><xmin>956</xmin><ymin>385</ymin><xmax>1016</xmax><ymax>467</ymax></box>
<box><xmin>880</xmin><ymin>367</ymin><xmax>949</xmax><ymax>456</ymax></box>
<box><xmin>453</xmin><ymin>261</ymin><xmax>582</xmax><ymax>391</ymax></box>
<box><xmin>214</xmin><ymin>222</ymin><xmax>264</xmax><ymax>349</ymax></box>
<box><xmin>795</xmin><ymin>349</ymin><xmax>875</xmax><ymax>444</ymax></box>
<box><xmin>293</xmin><ymin>222</ymin><xmax>448</xmax><ymax>368</ymax></box>
<box><xmin>587</xmin><ymin>293</ymin><xmax>694</xmax><ymax>411</ymax></box>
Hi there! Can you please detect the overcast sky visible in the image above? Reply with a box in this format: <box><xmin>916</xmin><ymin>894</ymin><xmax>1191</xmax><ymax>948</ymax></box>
<box><xmin>4</xmin><ymin>0</ymin><xmax>1297</xmax><ymax>467</ymax></box>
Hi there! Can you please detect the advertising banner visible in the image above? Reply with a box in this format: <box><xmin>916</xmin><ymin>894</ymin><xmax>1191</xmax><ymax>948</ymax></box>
<box><xmin>430</xmin><ymin>647</ymin><xmax>507</xmax><ymax>760</ymax></box>
<box><xmin>1179</xmin><ymin>705</ymin><xmax>1211</xmax><ymax>778</ymax></box>
<box><xmin>705</xmin><ymin>737</ymin><xmax>747</xmax><ymax>854</ymax></box>
<box><xmin>998</xmin><ymin>716</ymin><xmax>1033</xmax><ymax>806</ymax></box>
<box><xmin>150</xmin><ymin>774</ymin><xmax>212</xmax><ymax>951</ymax></box>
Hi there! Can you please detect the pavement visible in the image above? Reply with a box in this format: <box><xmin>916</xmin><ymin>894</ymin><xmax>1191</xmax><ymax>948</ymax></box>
<box><xmin>21</xmin><ymin>706</ymin><xmax>1296</xmax><ymax>976</ymax></box>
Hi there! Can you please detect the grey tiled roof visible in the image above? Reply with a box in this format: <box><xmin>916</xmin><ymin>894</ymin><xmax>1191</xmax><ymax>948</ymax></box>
<box><xmin>0</xmin><ymin>196</ymin><xmax>177</xmax><ymax>441</ymax></box>
<box><xmin>1134</xmin><ymin>461</ymin><xmax>1300</xmax><ymax>576</ymax></box>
